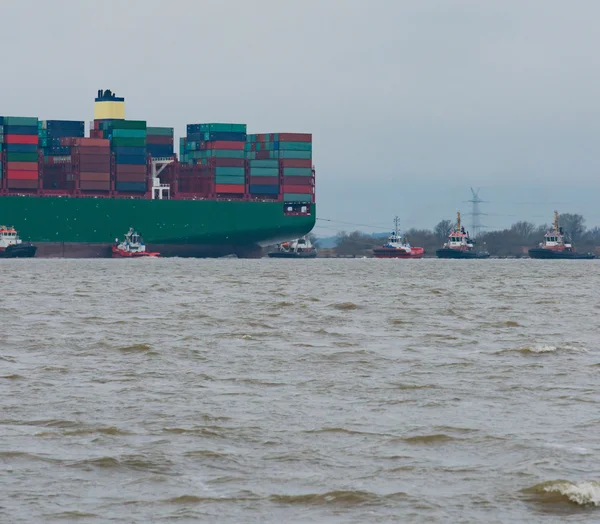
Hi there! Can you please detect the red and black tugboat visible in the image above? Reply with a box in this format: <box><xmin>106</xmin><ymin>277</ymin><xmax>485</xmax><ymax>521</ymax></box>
<box><xmin>0</xmin><ymin>226</ymin><xmax>37</xmax><ymax>258</ymax></box>
<box><xmin>436</xmin><ymin>212</ymin><xmax>489</xmax><ymax>259</ymax></box>
<box><xmin>373</xmin><ymin>217</ymin><xmax>424</xmax><ymax>259</ymax></box>
<box><xmin>112</xmin><ymin>228</ymin><xmax>160</xmax><ymax>258</ymax></box>
<box><xmin>528</xmin><ymin>211</ymin><xmax>595</xmax><ymax>259</ymax></box>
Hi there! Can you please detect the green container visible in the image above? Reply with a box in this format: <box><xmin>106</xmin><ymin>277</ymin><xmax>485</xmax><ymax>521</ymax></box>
<box><xmin>204</xmin><ymin>150</ymin><xmax>245</xmax><ymax>159</ymax></box>
<box><xmin>249</xmin><ymin>167</ymin><xmax>279</xmax><ymax>177</ymax></box>
<box><xmin>3</xmin><ymin>116</ymin><xmax>38</xmax><ymax>126</ymax></box>
<box><xmin>282</xmin><ymin>167</ymin><xmax>312</xmax><ymax>177</ymax></box>
<box><xmin>147</xmin><ymin>126</ymin><xmax>174</xmax><ymax>136</ymax></box>
<box><xmin>111</xmin><ymin>137</ymin><xmax>147</xmax><ymax>147</ymax></box>
<box><xmin>215</xmin><ymin>175</ymin><xmax>245</xmax><ymax>185</ymax></box>
<box><xmin>0</xmin><ymin>135</ymin><xmax>3</xmax><ymax>144</ymax></box>
<box><xmin>283</xmin><ymin>193</ymin><xmax>312</xmax><ymax>202</ymax></box>
<box><xmin>6</xmin><ymin>152</ymin><xmax>38</xmax><ymax>162</ymax></box>
<box><xmin>246</xmin><ymin>152</ymin><xmax>256</xmax><ymax>160</ymax></box>
<box><xmin>249</xmin><ymin>159</ymin><xmax>279</xmax><ymax>168</ymax></box>
<box><xmin>279</xmin><ymin>150</ymin><xmax>311</xmax><ymax>159</ymax></box>
<box><xmin>112</xmin><ymin>128</ymin><xmax>147</xmax><ymax>138</ymax></box>
<box><xmin>278</xmin><ymin>142</ymin><xmax>312</xmax><ymax>151</ymax></box>
<box><xmin>39</xmin><ymin>138</ymin><xmax>48</xmax><ymax>147</ymax></box>
<box><xmin>108</xmin><ymin>120</ymin><xmax>147</xmax><ymax>130</ymax></box>
<box><xmin>198</xmin><ymin>123</ymin><xmax>247</xmax><ymax>134</ymax></box>
<box><xmin>215</xmin><ymin>166</ymin><xmax>245</xmax><ymax>177</ymax></box>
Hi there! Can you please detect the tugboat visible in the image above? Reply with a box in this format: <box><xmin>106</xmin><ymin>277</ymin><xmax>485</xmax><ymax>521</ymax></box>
<box><xmin>373</xmin><ymin>217</ymin><xmax>424</xmax><ymax>258</ymax></box>
<box><xmin>0</xmin><ymin>226</ymin><xmax>37</xmax><ymax>258</ymax></box>
<box><xmin>528</xmin><ymin>211</ymin><xmax>595</xmax><ymax>259</ymax></box>
<box><xmin>268</xmin><ymin>236</ymin><xmax>317</xmax><ymax>258</ymax></box>
<box><xmin>112</xmin><ymin>228</ymin><xmax>160</xmax><ymax>258</ymax></box>
<box><xmin>436</xmin><ymin>212</ymin><xmax>490</xmax><ymax>259</ymax></box>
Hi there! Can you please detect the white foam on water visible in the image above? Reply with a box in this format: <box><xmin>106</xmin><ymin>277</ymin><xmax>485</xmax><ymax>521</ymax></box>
<box><xmin>544</xmin><ymin>481</ymin><xmax>600</xmax><ymax>506</ymax></box>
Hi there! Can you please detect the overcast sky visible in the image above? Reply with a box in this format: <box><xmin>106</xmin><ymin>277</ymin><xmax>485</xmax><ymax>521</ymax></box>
<box><xmin>1</xmin><ymin>1</ymin><xmax>599</xmax><ymax>235</ymax></box>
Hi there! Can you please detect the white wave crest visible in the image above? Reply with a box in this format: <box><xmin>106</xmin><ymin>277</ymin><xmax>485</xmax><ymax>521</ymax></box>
<box><xmin>544</xmin><ymin>481</ymin><xmax>600</xmax><ymax>506</ymax></box>
<box><xmin>518</xmin><ymin>344</ymin><xmax>585</xmax><ymax>354</ymax></box>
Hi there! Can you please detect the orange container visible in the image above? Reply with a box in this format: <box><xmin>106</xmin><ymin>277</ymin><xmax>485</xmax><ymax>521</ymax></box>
<box><xmin>215</xmin><ymin>184</ymin><xmax>245</xmax><ymax>193</ymax></box>
<box><xmin>7</xmin><ymin>170</ymin><xmax>39</xmax><ymax>180</ymax></box>
<box><xmin>205</xmin><ymin>141</ymin><xmax>244</xmax><ymax>150</ymax></box>
<box><xmin>7</xmin><ymin>161</ymin><xmax>38</xmax><ymax>171</ymax></box>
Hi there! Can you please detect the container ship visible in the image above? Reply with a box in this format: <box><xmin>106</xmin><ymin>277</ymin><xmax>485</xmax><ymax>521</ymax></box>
<box><xmin>0</xmin><ymin>90</ymin><xmax>315</xmax><ymax>258</ymax></box>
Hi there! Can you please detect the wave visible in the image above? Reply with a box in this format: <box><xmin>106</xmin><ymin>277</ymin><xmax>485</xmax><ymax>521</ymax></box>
<box><xmin>497</xmin><ymin>344</ymin><xmax>585</xmax><ymax>355</ymax></box>
<box><xmin>0</xmin><ymin>374</ymin><xmax>23</xmax><ymax>380</ymax></box>
<box><xmin>118</xmin><ymin>343</ymin><xmax>152</xmax><ymax>352</ymax></box>
<box><xmin>45</xmin><ymin>511</ymin><xmax>98</xmax><ymax>519</ymax></box>
<box><xmin>398</xmin><ymin>434</ymin><xmax>458</xmax><ymax>444</ymax></box>
<box><xmin>503</xmin><ymin>320</ymin><xmax>520</xmax><ymax>327</ymax></box>
<box><xmin>63</xmin><ymin>426</ymin><xmax>132</xmax><ymax>436</ymax></box>
<box><xmin>330</xmin><ymin>302</ymin><xmax>360</xmax><ymax>311</ymax></box>
<box><xmin>270</xmin><ymin>490</ymin><xmax>406</xmax><ymax>506</ymax></box>
<box><xmin>523</xmin><ymin>480</ymin><xmax>600</xmax><ymax>506</ymax></box>
<box><xmin>304</xmin><ymin>427</ymin><xmax>387</xmax><ymax>437</ymax></box>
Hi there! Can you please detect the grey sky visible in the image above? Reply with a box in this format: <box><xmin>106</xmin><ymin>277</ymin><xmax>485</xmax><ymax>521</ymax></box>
<box><xmin>2</xmin><ymin>1</ymin><xmax>599</xmax><ymax>235</ymax></box>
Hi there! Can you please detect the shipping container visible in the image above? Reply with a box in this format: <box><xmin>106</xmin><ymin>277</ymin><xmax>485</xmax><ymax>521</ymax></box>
<box><xmin>278</xmin><ymin>158</ymin><xmax>312</xmax><ymax>168</ymax></box>
<box><xmin>105</xmin><ymin>120</ymin><xmax>146</xmax><ymax>130</ymax></box>
<box><xmin>250</xmin><ymin>176</ymin><xmax>281</xmax><ymax>185</ymax></box>
<box><xmin>146</xmin><ymin>126</ymin><xmax>174</xmax><ymax>136</ymax></box>
<box><xmin>201</xmin><ymin>157</ymin><xmax>244</xmax><ymax>167</ymax></box>
<box><xmin>79</xmin><ymin>173</ymin><xmax>110</xmax><ymax>182</ymax></box>
<box><xmin>278</xmin><ymin>141</ymin><xmax>312</xmax><ymax>151</ymax></box>
<box><xmin>214</xmin><ymin>166</ymin><xmax>244</xmax><ymax>177</ymax></box>
<box><xmin>4</xmin><ymin>125</ymin><xmax>38</xmax><ymax>135</ymax></box>
<box><xmin>79</xmin><ymin>159</ymin><xmax>111</xmax><ymax>171</ymax></box>
<box><xmin>80</xmin><ymin>181</ymin><xmax>110</xmax><ymax>191</ymax></box>
<box><xmin>278</xmin><ymin>133</ymin><xmax>312</xmax><ymax>142</ymax></box>
<box><xmin>248</xmin><ymin>159</ymin><xmax>279</xmax><ymax>168</ymax></box>
<box><xmin>114</xmin><ymin>164</ymin><xmax>146</xmax><ymax>175</ymax></box>
<box><xmin>111</xmin><ymin>137</ymin><xmax>146</xmax><ymax>147</ymax></box>
<box><xmin>115</xmin><ymin>181</ymin><xmax>147</xmax><ymax>192</ymax></box>
<box><xmin>215</xmin><ymin>183</ymin><xmax>245</xmax><ymax>193</ymax></box>
<box><xmin>249</xmin><ymin>184</ymin><xmax>279</xmax><ymax>195</ymax></box>
<box><xmin>4</xmin><ymin>144</ymin><xmax>38</xmax><ymax>153</ymax></box>
<box><xmin>6</xmin><ymin>170</ymin><xmax>38</xmax><ymax>180</ymax></box>
<box><xmin>188</xmin><ymin>123</ymin><xmax>246</xmax><ymax>134</ymax></box>
<box><xmin>282</xmin><ymin>167</ymin><xmax>313</xmax><ymax>177</ymax></box>
<box><xmin>7</xmin><ymin>179</ymin><xmax>38</xmax><ymax>189</ymax></box>
<box><xmin>146</xmin><ymin>135</ymin><xmax>174</xmax><ymax>145</ymax></box>
<box><xmin>283</xmin><ymin>175</ymin><xmax>312</xmax><ymax>186</ymax></box>
<box><xmin>115</xmin><ymin>172</ymin><xmax>146</xmax><ymax>182</ymax></box>
<box><xmin>114</xmin><ymin>146</ymin><xmax>146</xmax><ymax>156</ymax></box>
<box><xmin>5</xmin><ymin>134</ymin><xmax>38</xmax><ymax>145</ymax></box>
<box><xmin>283</xmin><ymin>184</ymin><xmax>312</xmax><ymax>194</ymax></box>
<box><xmin>111</xmin><ymin>128</ymin><xmax>147</xmax><ymax>138</ymax></box>
<box><xmin>3</xmin><ymin>117</ymin><xmax>38</xmax><ymax>126</ymax></box>
<box><xmin>249</xmin><ymin>167</ymin><xmax>279</xmax><ymax>177</ymax></box>
<box><xmin>6</xmin><ymin>152</ymin><xmax>38</xmax><ymax>162</ymax></box>
<box><xmin>114</xmin><ymin>154</ymin><xmax>146</xmax><ymax>165</ymax></box>
<box><xmin>203</xmin><ymin>141</ymin><xmax>245</xmax><ymax>151</ymax></box>
<box><xmin>279</xmin><ymin>150</ymin><xmax>312</xmax><ymax>159</ymax></box>
<box><xmin>214</xmin><ymin>175</ymin><xmax>245</xmax><ymax>185</ymax></box>
<box><xmin>6</xmin><ymin>161</ymin><xmax>37</xmax><ymax>171</ymax></box>
<box><xmin>283</xmin><ymin>193</ymin><xmax>312</xmax><ymax>202</ymax></box>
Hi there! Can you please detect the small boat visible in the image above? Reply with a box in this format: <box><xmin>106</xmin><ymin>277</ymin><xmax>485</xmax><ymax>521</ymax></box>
<box><xmin>373</xmin><ymin>217</ymin><xmax>424</xmax><ymax>258</ymax></box>
<box><xmin>0</xmin><ymin>226</ymin><xmax>37</xmax><ymax>258</ymax></box>
<box><xmin>112</xmin><ymin>228</ymin><xmax>160</xmax><ymax>258</ymax></box>
<box><xmin>528</xmin><ymin>211</ymin><xmax>595</xmax><ymax>259</ymax></box>
<box><xmin>268</xmin><ymin>236</ymin><xmax>317</xmax><ymax>258</ymax></box>
<box><xmin>436</xmin><ymin>212</ymin><xmax>489</xmax><ymax>259</ymax></box>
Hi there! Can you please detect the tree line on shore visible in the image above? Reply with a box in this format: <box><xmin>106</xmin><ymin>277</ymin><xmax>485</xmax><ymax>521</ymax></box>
<box><xmin>313</xmin><ymin>213</ymin><xmax>600</xmax><ymax>257</ymax></box>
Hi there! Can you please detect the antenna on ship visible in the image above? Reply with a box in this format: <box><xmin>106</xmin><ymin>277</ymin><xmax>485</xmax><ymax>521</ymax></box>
<box><xmin>465</xmin><ymin>187</ymin><xmax>488</xmax><ymax>238</ymax></box>
<box><xmin>394</xmin><ymin>216</ymin><xmax>400</xmax><ymax>236</ymax></box>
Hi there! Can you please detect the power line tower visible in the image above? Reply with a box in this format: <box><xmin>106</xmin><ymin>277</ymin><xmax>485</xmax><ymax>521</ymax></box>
<box><xmin>465</xmin><ymin>187</ymin><xmax>488</xmax><ymax>238</ymax></box>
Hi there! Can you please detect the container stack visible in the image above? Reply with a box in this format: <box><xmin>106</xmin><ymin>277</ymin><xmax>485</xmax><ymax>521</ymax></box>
<box><xmin>97</xmin><ymin>120</ymin><xmax>147</xmax><ymax>193</ymax></box>
<box><xmin>245</xmin><ymin>133</ymin><xmax>313</xmax><ymax>201</ymax></box>
<box><xmin>147</xmin><ymin>127</ymin><xmax>174</xmax><ymax>159</ymax></box>
<box><xmin>185</xmin><ymin>123</ymin><xmax>246</xmax><ymax>195</ymax></box>
<box><xmin>1</xmin><ymin>116</ymin><xmax>39</xmax><ymax>190</ymax></box>
<box><xmin>39</xmin><ymin>120</ymin><xmax>84</xmax><ymax>159</ymax></box>
<box><xmin>61</xmin><ymin>138</ymin><xmax>111</xmax><ymax>192</ymax></box>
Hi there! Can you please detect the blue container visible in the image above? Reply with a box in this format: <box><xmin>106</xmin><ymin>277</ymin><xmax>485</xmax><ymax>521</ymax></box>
<box><xmin>204</xmin><ymin>131</ymin><xmax>247</xmax><ymax>142</ymax></box>
<box><xmin>115</xmin><ymin>154</ymin><xmax>146</xmax><ymax>165</ymax></box>
<box><xmin>4</xmin><ymin>125</ymin><xmax>38</xmax><ymax>135</ymax></box>
<box><xmin>115</xmin><ymin>182</ymin><xmax>147</xmax><ymax>192</ymax></box>
<box><xmin>249</xmin><ymin>184</ymin><xmax>279</xmax><ymax>195</ymax></box>
<box><xmin>147</xmin><ymin>144</ymin><xmax>174</xmax><ymax>156</ymax></box>
<box><xmin>5</xmin><ymin>144</ymin><xmax>38</xmax><ymax>153</ymax></box>
<box><xmin>44</xmin><ymin>146</ymin><xmax>71</xmax><ymax>155</ymax></box>
<box><xmin>114</xmin><ymin>146</ymin><xmax>146</xmax><ymax>156</ymax></box>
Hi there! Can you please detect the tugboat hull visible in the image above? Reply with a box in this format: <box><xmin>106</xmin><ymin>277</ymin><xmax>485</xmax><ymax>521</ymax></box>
<box><xmin>528</xmin><ymin>248</ymin><xmax>595</xmax><ymax>259</ymax></box>
<box><xmin>268</xmin><ymin>251</ymin><xmax>317</xmax><ymax>259</ymax></box>
<box><xmin>0</xmin><ymin>243</ymin><xmax>37</xmax><ymax>258</ymax></box>
<box><xmin>373</xmin><ymin>247</ymin><xmax>424</xmax><ymax>259</ymax></box>
<box><xmin>436</xmin><ymin>248</ymin><xmax>489</xmax><ymax>259</ymax></box>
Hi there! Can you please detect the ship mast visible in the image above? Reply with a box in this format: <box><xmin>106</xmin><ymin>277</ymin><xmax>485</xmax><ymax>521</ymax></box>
<box><xmin>457</xmin><ymin>211</ymin><xmax>461</xmax><ymax>232</ymax></box>
<box><xmin>394</xmin><ymin>216</ymin><xmax>400</xmax><ymax>236</ymax></box>
<box><xmin>554</xmin><ymin>211</ymin><xmax>559</xmax><ymax>235</ymax></box>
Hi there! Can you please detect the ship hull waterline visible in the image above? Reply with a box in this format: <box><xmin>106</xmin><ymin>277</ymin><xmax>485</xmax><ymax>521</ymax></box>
<box><xmin>528</xmin><ymin>248</ymin><xmax>595</xmax><ymax>260</ymax></box>
<box><xmin>0</xmin><ymin>196</ymin><xmax>316</xmax><ymax>258</ymax></box>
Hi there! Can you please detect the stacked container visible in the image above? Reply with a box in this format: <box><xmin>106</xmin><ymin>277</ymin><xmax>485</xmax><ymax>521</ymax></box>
<box><xmin>39</xmin><ymin>120</ymin><xmax>84</xmax><ymax>158</ymax></box>
<box><xmin>98</xmin><ymin>120</ymin><xmax>147</xmax><ymax>193</ymax></box>
<box><xmin>186</xmin><ymin>123</ymin><xmax>246</xmax><ymax>195</ymax></box>
<box><xmin>61</xmin><ymin>138</ymin><xmax>111</xmax><ymax>192</ymax></box>
<box><xmin>147</xmin><ymin>127</ymin><xmax>174</xmax><ymax>159</ymax></box>
<box><xmin>245</xmin><ymin>133</ymin><xmax>313</xmax><ymax>201</ymax></box>
<box><xmin>1</xmin><ymin>116</ymin><xmax>39</xmax><ymax>190</ymax></box>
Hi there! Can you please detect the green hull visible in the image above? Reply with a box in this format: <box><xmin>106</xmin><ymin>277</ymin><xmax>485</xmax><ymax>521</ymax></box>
<box><xmin>0</xmin><ymin>196</ymin><xmax>315</xmax><ymax>258</ymax></box>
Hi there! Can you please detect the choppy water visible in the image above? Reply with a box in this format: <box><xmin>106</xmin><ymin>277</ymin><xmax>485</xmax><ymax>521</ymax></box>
<box><xmin>1</xmin><ymin>259</ymin><xmax>600</xmax><ymax>523</ymax></box>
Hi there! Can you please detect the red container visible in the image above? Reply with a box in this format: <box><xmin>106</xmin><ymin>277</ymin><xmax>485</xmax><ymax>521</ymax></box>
<box><xmin>250</xmin><ymin>176</ymin><xmax>280</xmax><ymax>185</ymax></box>
<box><xmin>7</xmin><ymin>161</ymin><xmax>38</xmax><ymax>171</ymax></box>
<box><xmin>115</xmin><ymin>165</ymin><xmax>146</xmax><ymax>175</ymax></box>
<box><xmin>79</xmin><ymin>159</ymin><xmax>111</xmax><ymax>171</ymax></box>
<box><xmin>204</xmin><ymin>141</ymin><xmax>244</xmax><ymax>150</ymax></box>
<box><xmin>5</xmin><ymin>134</ymin><xmax>38</xmax><ymax>145</ymax></box>
<box><xmin>64</xmin><ymin>138</ymin><xmax>110</xmax><ymax>147</ymax></box>
<box><xmin>80</xmin><ymin>181</ymin><xmax>110</xmax><ymax>191</ymax></box>
<box><xmin>215</xmin><ymin>184</ymin><xmax>245</xmax><ymax>193</ymax></box>
<box><xmin>204</xmin><ymin>158</ymin><xmax>245</xmax><ymax>167</ymax></box>
<box><xmin>283</xmin><ymin>176</ymin><xmax>312</xmax><ymax>185</ymax></box>
<box><xmin>7</xmin><ymin>179</ymin><xmax>38</xmax><ymax>189</ymax></box>
<box><xmin>147</xmin><ymin>135</ymin><xmax>173</xmax><ymax>145</ymax></box>
<box><xmin>89</xmin><ymin>129</ymin><xmax>103</xmax><ymax>139</ymax></box>
<box><xmin>255</xmin><ymin>151</ymin><xmax>271</xmax><ymax>160</ymax></box>
<box><xmin>279</xmin><ymin>133</ymin><xmax>312</xmax><ymax>142</ymax></box>
<box><xmin>76</xmin><ymin>146</ymin><xmax>110</xmax><ymax>155</ymax></box>
<box><xmin>116</xmin><ymin>173</ymin><xmax>146</xmax><ymax>182</ymax></box>
<box><xmin>283</xmin><ymin>184</ymin><xmax>314</xmax><ymax>194</ymax></box>
<box><xmin>79</xmin><ymin>172</ymin><xmax>110</xmax><ymax>182</ymax></box>
<box><xmin>279</xmin><ymin>159</ymin><xmax>312</xmax><ymax>168</ymax></box>
<box><xmin>7</xmin><ymin>170</ymin><xmax>38</xmax><ymax>180</ymax></box>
